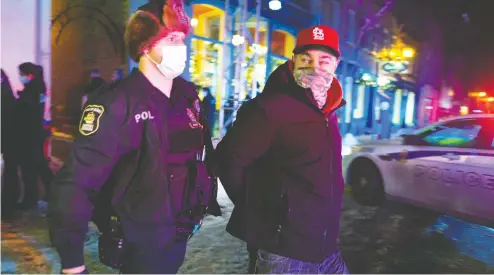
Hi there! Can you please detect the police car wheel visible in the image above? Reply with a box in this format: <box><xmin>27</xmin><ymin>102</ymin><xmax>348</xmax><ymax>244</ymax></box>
<box><xmin>348</xmin><ymin>158</ymin><xmax>385</xmax><ymax>207</ymax></box>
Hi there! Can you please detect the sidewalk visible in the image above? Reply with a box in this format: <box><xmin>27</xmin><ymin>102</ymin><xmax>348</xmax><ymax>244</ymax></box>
<box><xmin>2</xmin><ymin>137</ymin><xmax>492</xmax><ymax>273</ymax></box>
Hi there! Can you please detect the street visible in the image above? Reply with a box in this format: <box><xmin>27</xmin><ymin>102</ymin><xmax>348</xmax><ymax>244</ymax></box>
<box><xmin>1</xmin><ymin>140</ymin><xmax>494</xmax><ymax>273</ymax></box>
<box><xmin>2</xmin><ymin>174</ymin><xmax>494</xmax><ymax>273</ymax></box>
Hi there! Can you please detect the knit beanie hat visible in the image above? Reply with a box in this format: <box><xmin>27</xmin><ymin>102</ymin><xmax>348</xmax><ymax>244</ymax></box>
<box><xmin>125</xmin><ymin>0</ymin><xmax>191</xmax><ymax>62</ymax></box>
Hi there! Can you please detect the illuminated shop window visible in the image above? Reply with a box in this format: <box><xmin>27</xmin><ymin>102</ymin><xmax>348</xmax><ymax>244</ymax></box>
<box><xmin>270</xmin><ymin>57</ymin><xmax>287</xmax><ymax>73</ymax></box>
<box><xmin>190</xmin><ymin>4</ymin><xmax>225</xmax><ymax>108</ymax></box>
<box><xmin>344</xmin><ymin>77</ymin><xmax>353</xmax><ymax>124</ymax></box>
<box><xmin>405</xmin><ymin>91</ymin><xmax>415</xmax><ymax>126</ymax></box>
<box><xmin>270</xmin><ymin>30</ymin><xmax>295</xmax><ymax>74</ymax></box>
<box><xmin>271</xmin><ymin>30</ymin><xmax>295</xmax><ymax>57</ymax></box>
<box><xmin>374</xmin><ymin>95</ymin><xmax>381</xmax><ymax>121</ymax></box>
<box><xmin>192</xmin><ymin>4</ymin><xmax>223</xmax><ymax>40</ymax></box>
<box><xmin>353</xmin><ymin>84</ymin><xmax>365</xmax><ymax>119</ymax></box>
<box><xmin>189</xmin><ymin>38</ymin><xmax>223</xmax><ymax>90</ymax></box>
<box><xmin>392</xmin><ymin>89</ymin><xmax>402</xmax><ymax>125</ymax></box>
<box><xmin>244</xmin><ymin>17</ymin><xmax>269</xmax><ymax>96</ymax></box>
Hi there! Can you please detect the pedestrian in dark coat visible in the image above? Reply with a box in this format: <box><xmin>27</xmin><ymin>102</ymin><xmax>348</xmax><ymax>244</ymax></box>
<box><xmin>202</xmin><ymin>87</ymin><xmax>216</xmax><ymax>134</ymax></box>
<box><xmin>216</xmin><ymin>25</ymin><xmax>349</xmax><ymax>274</ymax></box>
<box><xmin>1</xmin><ymin>69</ymin><xmax>20</xmax><ymax>220</ymax></box>
<box><xmin>15</xmin><ymin>62</ymin><xmax>49</xmax><ymax>210</ymax></box>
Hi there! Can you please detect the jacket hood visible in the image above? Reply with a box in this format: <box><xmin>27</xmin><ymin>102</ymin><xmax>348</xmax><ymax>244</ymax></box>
<box><xmin>264</xmin><ymin>61</ymin><xmax>344</xmax><ymax>114</ymax></box>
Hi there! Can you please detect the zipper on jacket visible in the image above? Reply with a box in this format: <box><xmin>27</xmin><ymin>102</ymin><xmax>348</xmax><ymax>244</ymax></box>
<box><xmin>276</xmin><ymin>188</ymin><xmax>287</xmax><ymax>245</ymax></box>
<box><xmin>323</xmin><ymin>114</ymin><xmax>334</xmax><ymax>259</ymax></box>
<box><xmin>321</xmin><ymin>229</ymin><xmax>327</xmax><ymax>257</ymax></box>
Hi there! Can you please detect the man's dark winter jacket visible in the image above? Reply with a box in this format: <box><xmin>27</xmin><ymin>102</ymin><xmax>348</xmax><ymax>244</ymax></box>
<box><xmin>216</xmin><ymin>61</ymin><xmax>346</xmax><ymax>263</ymax></box>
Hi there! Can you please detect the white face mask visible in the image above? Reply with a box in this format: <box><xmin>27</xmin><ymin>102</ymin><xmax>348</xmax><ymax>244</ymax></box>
<box><xmin>20</xmin><ymin>75</ymin><xmax>30</xmax><ymax>84</ymax></box>
<box><xmin>147</xmin><ymin>45</ymin><xmax>187</xmax><ymax>79</ymax></box>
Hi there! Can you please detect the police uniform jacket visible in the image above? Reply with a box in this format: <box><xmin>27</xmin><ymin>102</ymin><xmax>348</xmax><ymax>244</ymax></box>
<box><xmin>165</xmin><ymin>80</ymin><xmax>220</xmax><ymax>219</ymax></box>
<box><xmin>49</xmin><ymin>69</ymin><xmax>184</xmax><ymax>268</ymax></box>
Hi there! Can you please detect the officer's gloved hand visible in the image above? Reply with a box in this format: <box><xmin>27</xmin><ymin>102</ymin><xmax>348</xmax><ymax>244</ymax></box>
<box><xmin>61</xmin><ymin>266</ymin><xmax>88</xmax><ymax>274</ymax></box>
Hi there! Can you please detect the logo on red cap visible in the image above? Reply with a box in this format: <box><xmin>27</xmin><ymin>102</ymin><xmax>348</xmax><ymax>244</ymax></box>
<box><xmin>312</xmin><ymin>27</ymin><xmax>325</xmax><ymax>41</ymax></box>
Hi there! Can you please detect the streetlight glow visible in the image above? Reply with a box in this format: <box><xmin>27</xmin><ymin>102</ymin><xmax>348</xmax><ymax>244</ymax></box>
<box><xmin>232</xmin><ymin>34</ymin><xmax>245</xmax><ymax>46</ymax></box>
<box><xmin>269</xmin><ymin>0</ymin><xmax>282</xmax><ymax>10</ymax></box>
<box><xmin>402</xmin><ymin>47</ymin><xmax>415</xmax><ymax>58</ymax></box>
<box><xmin>377</xmin><ymin>77</ymin><xmax>390</xmax><ymax>87</ymax></box>
<box><xmin>478</xmin><ymin>92</ymin><xmax>487</xmax><ymax>97</ymax></box>
<box><xmin>362</xmin><ymin>73</ymin><xmax>372</xmax><ymax>82</ymax></box>
<box><xmin>190</xmin><ymin>18</ymin><xmax>198</xmax><ymax>27</ymax></box>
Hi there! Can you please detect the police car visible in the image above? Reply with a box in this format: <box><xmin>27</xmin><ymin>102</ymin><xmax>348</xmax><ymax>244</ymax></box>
<box><xmin>344</xmin><ymin>114</ymin><xmax>494</xmax><ymax>227</ymax></box>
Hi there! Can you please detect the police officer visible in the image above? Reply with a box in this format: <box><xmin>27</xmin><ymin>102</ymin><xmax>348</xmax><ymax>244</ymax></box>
<box><xmin>48</xmin><ymin>0</ymin><xmax>219</xmax><ymax>273</ymax></box>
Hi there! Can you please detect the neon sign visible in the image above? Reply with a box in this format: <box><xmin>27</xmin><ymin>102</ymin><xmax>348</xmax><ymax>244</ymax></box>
<box><xmin>381</xmin><ymin>61</ymin><xmax>409</xmax><ymax>74</ymax></box>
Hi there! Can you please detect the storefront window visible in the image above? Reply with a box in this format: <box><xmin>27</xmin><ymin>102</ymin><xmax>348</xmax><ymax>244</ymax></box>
<box><xmin>192</xmin><ymin>4</ymin><xmax>223</xmax><ymax>40</ymax></box>
<box><xmin>344</xmin><ymin>77</ymin><xmax>353</xmax><ymax>124</ymax></box>
<box><xmin>189</xmin><ymin>38</ymin><xmax>223</xmax><ymax>90</ymax></box>
<box><xmin>269</xmin><ymin>30</ymin><xmax>295</xmax><ymax>74</ymax></box>
<box><xmin>374</xmin><ymin>94</ymin><xmax>381</xmax><ymax>121</ymax></box>
<box><xmin>244</xmin><ymin>17</ymin><xmax>269</xmax><ymax>97</ymax></box>
<box><xmin>271</xmin><ymin>30</ymin><xmax>295</xmax><ymax>58</ymax></box>
<box><xmin>269</xmin><ymin>56</ymin><xmax>287</xmax><ymax>74</ymax></box>
<box><xmin>405</xmin><ymin>91</ymin><xmax>415</xmax><ymax>126</ymax></box>
<box><xmin>190</xmin><ymin>4</ymin><xmax>226</xmax><ymax>108</ymax></box>
<box><xmin>392</xmin><ymin>89</ymin><xmax>403</xmax><ymax>125</ymax></box>
<box><xmin>353</xmin><ymin>84</ymin><xmax>365</xmax><ymax>119</ymax></box>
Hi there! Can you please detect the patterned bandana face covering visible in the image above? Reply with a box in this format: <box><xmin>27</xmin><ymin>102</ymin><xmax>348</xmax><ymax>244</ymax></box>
<box><xmin>294</xmin><ymin>67</ymin><xmax>335</xmax><ymax>109</ymax></box>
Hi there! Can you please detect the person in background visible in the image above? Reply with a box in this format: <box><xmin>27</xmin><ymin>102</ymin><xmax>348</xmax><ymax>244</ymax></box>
<box><xmin>82</xmin><ymin>69</ymin><xmax>106</xmax><ymax>107</ymax></box>
<box><xmin>1</xmin><ymin>69</ymin><xmax>21</xmax><ymax>220</ymax></box>
<box><xmin>112</xmin><ymin>68</ymin><xmax>125</xmax><ymax>82</ymax></box>
<box><xmin>201</xmin><ymin>87</ymin><xmax>216</xmax><ymax>135</ymax></box>
<box><xmin>15</xmin><ymin>62</ymin><xmax>49</xmax><ymax>211</ymax></box>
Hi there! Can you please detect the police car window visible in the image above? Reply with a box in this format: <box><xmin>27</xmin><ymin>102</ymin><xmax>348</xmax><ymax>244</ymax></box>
<box><xmin>421</xmin><ymin>120</ymin><xmax>482</xmax><ymax>148</ymax></box>
<box><xmin>480</xmin><ymin>118</ymin><xmax>494</xmax><ymax>149</ymax></box>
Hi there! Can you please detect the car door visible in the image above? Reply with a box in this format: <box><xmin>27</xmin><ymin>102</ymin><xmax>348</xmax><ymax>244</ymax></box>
<box><xmin>443</xmin><ymin>118</ymin><xmax>494</xmax><ymax>225</ymax></box>
<box><xmin>389</xmin><ymin>119</ymin><xmax>487</xmax><ymax>214</ymax></box>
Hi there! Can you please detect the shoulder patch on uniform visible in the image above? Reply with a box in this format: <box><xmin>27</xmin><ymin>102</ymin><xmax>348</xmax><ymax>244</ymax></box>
<box><xmin>79</xmin><ymin>104</ymin><xmax>104</xmax><ymax>136</ymax></box>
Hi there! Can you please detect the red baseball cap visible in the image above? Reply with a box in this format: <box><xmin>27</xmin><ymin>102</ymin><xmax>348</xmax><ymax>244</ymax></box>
<box><xmin>293</xmin><ymin>25</ymin><xmax>341</xmax><ymax>58</ymax></box>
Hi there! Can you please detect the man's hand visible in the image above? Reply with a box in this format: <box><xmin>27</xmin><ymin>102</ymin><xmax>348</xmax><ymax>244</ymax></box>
<box><xmin>61</xmin><ymin>265</ymin><xmax>87</xmax><ymax>274</ymax></box>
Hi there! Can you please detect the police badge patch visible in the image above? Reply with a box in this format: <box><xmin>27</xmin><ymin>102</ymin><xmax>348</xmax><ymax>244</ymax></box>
<box><xmin>186</xmin><ymin>108</ymin><xmax>202</xmax><ymax>129</ymax></box>
<box><xmin>79</xmin><ymin>105</ymin><xmax>105</xmax><ymax>136</ymax></box>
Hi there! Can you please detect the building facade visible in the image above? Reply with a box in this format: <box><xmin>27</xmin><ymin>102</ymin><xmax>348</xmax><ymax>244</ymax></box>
<box><xmin>314</xmin><ymin>0</ymin><xmax>428</xmax><ymax>138</ymax></box>
<box><xmin>2</xmin><ymin>0</ymin><xmax>448</xmax><ymax>138</ymax></box>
